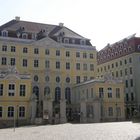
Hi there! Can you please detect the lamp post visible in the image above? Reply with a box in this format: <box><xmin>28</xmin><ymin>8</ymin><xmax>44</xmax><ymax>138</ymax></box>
<box><xmin>16</xmin><ymin>105</ymin><xmax>18</xmax><ymax>127</ymax></box>
<box><xmin>116</xmin><ymin>103</ymin><xmax>118</xmax><ymax>121</ymax></box>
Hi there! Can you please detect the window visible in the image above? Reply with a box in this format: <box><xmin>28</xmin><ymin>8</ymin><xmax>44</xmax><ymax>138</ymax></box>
<box><xmin>45</xmin><ymin>60</ymin><xmax>50</xmax><ymax>68</ymax></box>
<box><xmin>108</xmin><ymin>88</ymin><xmax>112</xmax><ymax>98</ymax></box>
<box><xmin>130</xmin><ymin>79</ymin><xmax>133</xmax><ymax>87</ymax></box>
<box><xmin>108</xmin><ymin>65</ymin><xmax>110</xmax><ymax>70</ymax></box>
<box><xmin>116</xmin><ymin>88</ymin><xmax>120</xmax><ymax>98</ymax></box>
<box><xmin>66</xmin><ymin>51</ymin><xmax>70</xmax><ymax>57</ymax></box>
<box><xmin>34</xmin><ymin>60</ymin><xmax>39</xmax><ymax>67</ymax></box>
<box><xmin>23</xmin><ymin>59</ymin><xmax>27</xmax><ymax>67</ymax></box>
<box><xmin>84</xmin><ymin>76</ymin><xmax>88</xmax><ymax>81</ymax></box>
<box><xmin>56</xmin><ymin>61</ymin><xmax>60</xmax><ymax>69</ymax></box>
<box><xmin>76</xmin><ymin>63</ymin><xmax>80</xmax><ymax>70</ymax></box>
<box><xmin>124</xmin><ymin>59</ymin><xmax>127</xmax><ymax>64</ymax></box>
<box><xmin>56</xmin><ymin>76</ymin><xmax>60</xmax><ymax>83</ymax></box>
<box><xmin>34</xmin><ymin>48</ymin><xmax>39</xmax><ymax>54</ymax></box>
<box><xmin>125</xmin><ymin>80</ymin><xmax>128</xmax><ymax>88</ymax></box>
<box><xmin>126</xmin><ymin>93</ymin><xmax>129</xmax><ymax>101</ymax></box>
<box><xmin>44</xmin><ymin>86</ymin><xmax>50</xmax><ymax>96</ymax></box>
<box><xmin>108</xmin><ymin>107</ymin><xmax>113</xmax><ymax>116</ymax></box>
<box><xmin>76</xmin><ymin>52</ymin><xmax>80</xmax><ymax>58</ymax></box>
<box><xmin>19</xmin><ymin>106</ymin><xmax>25</xmax><ymax>117</ymax></box>
<box><xmin>104</xmin><ymin>66</ymin><xmax>106</xmax><ymax>71</ymax></box>
<box><xmin>99</xmin><ymin>88</ymin><xmax>104</xmax><ymax>98</ymax></box>
<box><xmin>90</xmin><ymin>64</ymin><xmax>94</xmax><ymax>71</ymax></box>
<box><xmin>112</xmin><ymin>63</ymin><xmax>114</xmax><ymax>68</ymax></box>
<box><xmin>129</xmin><ymin>57</ymin><xmax>132</xmax><ymax>63</ymax></box>
<box><xmin>116</xmin><ymin>71</ymin><xmax>118</xmax><ymax>77</ymax></box>
<box><xmin>22</xmin><ymin>33</ymin><xmax>28</xmax><ymax>39</ymax></box>
<box><xmin>20</xmin><ymin>85</ymin><xmax>26</xmax><ymax>96</ymax></box>
<box><xmin>0</xmin><ymin>84</ymin><xmax>3</xmax><ymax>96</ymax></box>
<box><xmin>65</xmin><ymin>87</ymin><xmax>71</xmax><ymax>103</ymax></box>
<box><xmin>83</xmin><ymin>64</ymin><xmax>87</xmax><ymax>71</ymax></box>
<box><xmin>8</xmin><ymin>84</ymin><xmax>15</xmax><ymax>96</ymax></box>
<box><xmin>23</xmin><ymin>47</ymin><xmax>28</xmax><ymax>53</ymax></box>
<box><xmin>55</xmin><ymin>87</ymin><xmax>61</xmax><ymax>102</ymax></box>
<box><xmin>11</xmin><ymin>46</ymin><xmax>16</xmax><ymax>52</ymax></box>
<box><xmin>1</xmin><ymin>57</ymin><xmax>7</xmax><ymax>65</ymax></box>
<box><xmin>120</xmin><ymin>61</ymin><xmax>122</xmax><ymax>66</ymax></box>
<box><xmin>66</xmin><ymin>62</ymin><xmax>70</xmax><ymax>70</ymax></box>
<box><xmin>80</xmin><ymin>40</ymin><xmax>85</xmax><ymax>45</ymax></box>
<box><xmin>8</xmin><ymin>106</ymin><xmax>14</xmax><ymax>117</ymax></box>
<box><xmin>130</xmin><ymin>67</ymin><xmax>132</xmax><ymax>74</ymax></box>
<box><xmin>34</xmin><ymin>75</ymin><xmax>38</xmax><ymax>82</ymax></box>
<box><xmin>10</xmin><ymin>58</ymin><xmax>15</xmax><ymax>66</ymax></box>
<box><xmin>76</xmin><ymin>76</ymin><xmax>80</xmax><ymax>84</ymax></box>
<box><xmin>116</xmin><ymin>107</ymin><xmax>121</xmax><ymax>116</ymax></box>
<box><xmin>45</xmin><ymin>76</ymin><xmax>49</xmax><ymax>82</ymax></box>
<box><xmin>90</xmin><ymin>53</ymin><xmax>94</xmax><ymax>59</ymax></box>
<box><xmin>2</xmin><ymin>45</ymin><xmax>7</xmax><ymax>51</ymax></box>
<box><xmin>56</xmin><ymin>50</ymin><xmax>60</xmax><ymax>56</ymax></box>
<box><xmin>112</xmin><ymin>72</ymin><xmax>114</xmax><ymax>77</ymax></box>
<box><xmin>131</xmin><ymin>92</ymin><xmax>134</xmax><ymax>101</ymax></box>
<box><xmin>0</xmin><ymin>107</ymin><xmax>2</xmax><ymax>117</ymax></box>
<box><xmin>83</xmin><ymin>53</ymin><xmax>87</xmax><ymax>58</ymax></box>
<box><xmin>120</xmin><ymin>70</ymin><xmax>122</xmax><ymax>77</ymax></box>
<box><xmin>66</xmin><ymin>77</ymin><xmax>70</xmax><ymax>83</ymax></box>
<box><xmin>45</xmin><ymin>49</ymin><xmax>49</xmax><ymax>55</ymax></box>
<box><xmin>125</xmin><ymin>68</ymin><xmax>127</xmax><ymax>76</ymax></box>
<box><xmin>116</xmin><ymin>62</ymin><xmax>118</xmax><ymax>67</ymax></box>
<box><xmin>2</xmin><ymin>30</ymin><xmax>8</xmax><ymax>37</ymax></box>
<box><xmin>64</xmin><ymin>38</ymin><xmax>69</xmax><ymax>43</ymax></box>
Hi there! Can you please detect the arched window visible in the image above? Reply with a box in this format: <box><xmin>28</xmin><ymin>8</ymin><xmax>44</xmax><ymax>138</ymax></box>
<box><xmin>1</xmin><ymin>30</ymin><xmax>8</xmax><ymax>37</ymax></box>
<box><xmin>33</xmin><ymin>86</ymin><xmax>39</xmax><ymax>99</ymax></box>
<box><xmin>65</xmin><ymin>87</ymin><xmax>71</xmax><ymax>103</ymax></box>
<box><xmin>22</xmin><ymin>33</ymin><xmax>28</xmax><ymax>39</ymax></box>
<box><xmin>44</xmin><ymin>86</ymin><xmax>50</xmax><ymax>96</ymax></box>
<box><xmin>55</xmin><ymin>87</ymin><xmax>61</xmax><ymax>102</ymax></box>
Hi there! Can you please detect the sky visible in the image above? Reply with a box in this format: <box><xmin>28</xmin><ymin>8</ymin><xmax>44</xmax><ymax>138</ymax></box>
<box><xmin>0</xmin><ymin>0</ymin><xmax>140</xmax><ymax>51</ymax></box>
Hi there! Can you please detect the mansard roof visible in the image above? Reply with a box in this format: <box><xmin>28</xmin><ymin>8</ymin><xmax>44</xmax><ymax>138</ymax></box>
<box><xmin>0</xmin><ymin>19</ymin><xmax>88</xmax><ymax>40</ymax></box>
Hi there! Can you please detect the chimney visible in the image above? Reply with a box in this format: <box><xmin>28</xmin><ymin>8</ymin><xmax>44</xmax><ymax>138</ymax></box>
<box><xmin>59</xmin><ymin>23</ymin><xmax>64</xmax><ymax>27</ymax></box>
<box><xmin>15</xmin><ymin>16</ymin><xmax>20</xmax><ymax>21</ymax></box>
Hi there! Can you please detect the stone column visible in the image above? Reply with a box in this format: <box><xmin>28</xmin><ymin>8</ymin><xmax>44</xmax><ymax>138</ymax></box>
<box><xmin>30</xmin><ymin>94</ymin><xmax>37</xmax><ymax>124</ymax></box>
<box><xmin>80</xmin><ymin>99</ymin><xmax>87</xmax><ymax>123</ymax></box>
<box><xmin>43</xmin><ymin>97</ymin><xmax>53</xmax><ymax>124</ymax></box>
<box><xmin>94</xmin><ymin>100</ymin><xmax>101</xmax><ymax>122</ymax></box>
<box><xmin>60</xmin><ymin>99</ymin><xmax>67</xmax><ymax>123</ymax></box>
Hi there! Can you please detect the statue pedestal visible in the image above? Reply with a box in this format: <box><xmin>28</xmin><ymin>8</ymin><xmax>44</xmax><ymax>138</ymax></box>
<box><xmin>60</xmin><ymin>99</ymin><xmax>67</xmax><ymax>123</ymax></box>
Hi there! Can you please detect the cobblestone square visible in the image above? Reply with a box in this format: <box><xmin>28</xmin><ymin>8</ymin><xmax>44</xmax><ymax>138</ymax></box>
<box><xmin>0</xmin><ymin>122</ymin><xmax>140</xmax><ymax>140</ymax></box>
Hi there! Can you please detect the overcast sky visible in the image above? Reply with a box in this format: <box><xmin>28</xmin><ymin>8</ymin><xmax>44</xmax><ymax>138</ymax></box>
<box><xmin>0</xmin><ymin>0</ymin><xmax>140</xmax><ymax>50</ymax></box>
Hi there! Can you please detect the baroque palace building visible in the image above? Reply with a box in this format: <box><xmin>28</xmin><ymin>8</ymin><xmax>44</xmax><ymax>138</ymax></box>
<box><xmin>0</xmin><ymin>17</ymin><xmax>97</xmax><ymax>125</ymax></box>
<box><xmin>97</xmin><ymin>34</ymin><xmax>140</xmax><ymax>119</ymax></box>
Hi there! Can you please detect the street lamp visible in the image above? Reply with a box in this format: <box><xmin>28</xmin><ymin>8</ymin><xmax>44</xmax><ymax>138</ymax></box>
<box><xmin>116</xmin><ymin>103</ymin><xmax>118</xmax><ymax>121</ymax></box>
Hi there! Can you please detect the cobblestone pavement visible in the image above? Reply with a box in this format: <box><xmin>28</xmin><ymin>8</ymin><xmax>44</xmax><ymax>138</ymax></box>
<box><xmin>0</xmin><ymin>122</ymin><xmax>140</xmax><ymax>140</ymax></box>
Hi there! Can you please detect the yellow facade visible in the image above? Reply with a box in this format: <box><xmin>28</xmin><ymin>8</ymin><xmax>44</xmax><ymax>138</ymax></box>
<box><xmin>0</xmin><ymin>69</ymin><xmax>32</xmax><ymax>127</ymax></box>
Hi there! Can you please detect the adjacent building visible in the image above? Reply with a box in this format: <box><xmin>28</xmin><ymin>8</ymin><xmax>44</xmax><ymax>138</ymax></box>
<box><xmin>97</xmin><ymin>34</ymin><xmax>140</xmax><ymax>119</ymax></box>
<box><xmin>72</xmin><ymin>78</ymin><xmax>125</xmax><ymax>123</ymax></box>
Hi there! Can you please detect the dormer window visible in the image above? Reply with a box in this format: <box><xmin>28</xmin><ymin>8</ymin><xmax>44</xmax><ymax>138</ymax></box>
<box><xmin>72</xmin><ymin>39</ymin><xmax>75</xmax><ymax>44</ymax></box>
<box><xmin>22</xmin><ymin>33</ymin><xmax>28</xmax><ymax>39</ymax></box>
<box><xmin>57</xmin><ymin>36</ymin><xmax>62</xmax><ymax>43</ymax></box>
<box><xmin>1</xmin><ymin>30</ymin><xmax>8</xmax><ymax>37</ymax></box>
<box><xmin>64</xmin><ymin>38</ymin><xmax>69</xmax><ymax>44</ymax></box>
<box><xmin>80</xmin><ymin>40</ymin><xmax>86</xmax><ymax>45</ymax></box>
